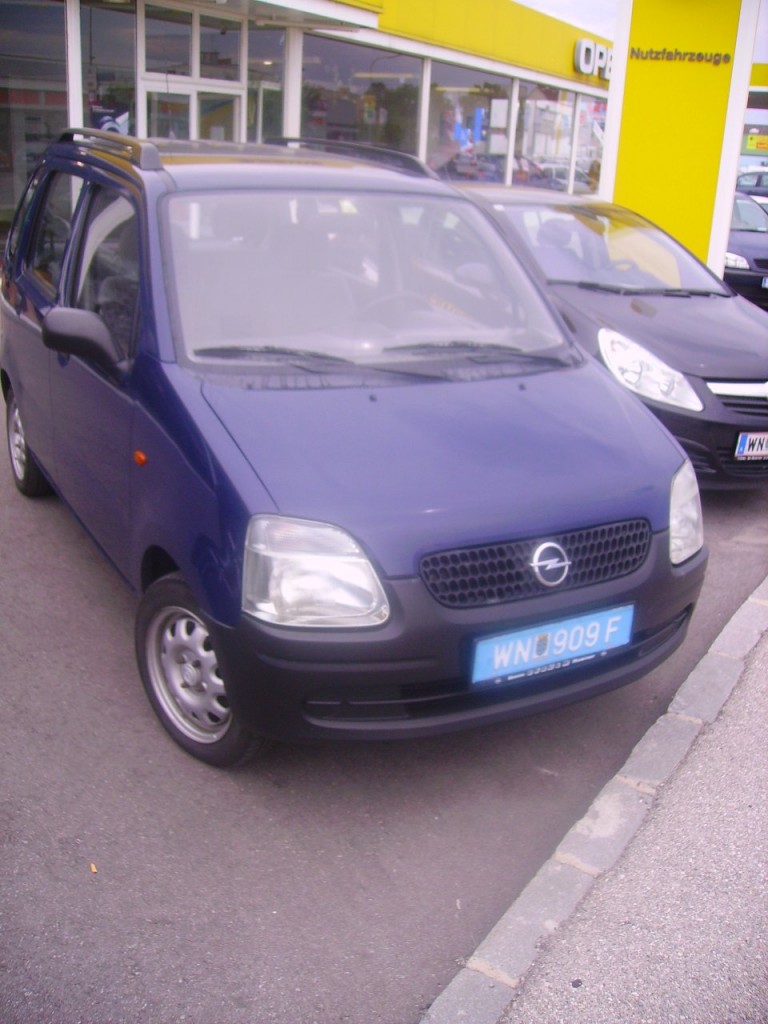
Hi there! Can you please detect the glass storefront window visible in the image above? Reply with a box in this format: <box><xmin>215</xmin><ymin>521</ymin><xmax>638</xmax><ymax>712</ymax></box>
<box><xmin>145</xmin><ymin>5</ymin><xmax>192</xmax><ymax>76</ymax></box>
<box><xmin>81</xmin><ymin>0</ymin><xmax>136</xmax><ymax>136</ymax></box>
<box><xmin>0</xmin><ymin>0</ymin><xmax>67</xmax><ymax>240</ymax></box>
<box><xmin>516</xmin><ymin>83</ymin><xmax>577</xmax><ymax>192</ymax></box>
<box><xmin>428</xmin><ymin>63</ymin><xmax>511</xmax><ymax>182</ymax></box>
<box><xmin>199</xmin><ymin>93</ymin><xmax>236</xmax><ymax>141</ymax></box>
<box><xmin>301</xmin><ymin>37</ymin><xmax>420</xmax><ymax>153</ymax></box>
<box><xmin>147</xmin><ymin>92</ymin><xmax>189</xmax><ymax>139</ymax></box>
<box><xmin>575</xmin><ymin>95</ymin><xmax>606</xmax><ymax>193</ymax></box>
<box><xmin>247</xmin><ymin>29</ymin><xmax>284</xmax><ymax>142</ymax></box>
<box><xmin>200</xmin><ymin>15</ymin><xmax>241</xmax><ymax>82</ymax></box>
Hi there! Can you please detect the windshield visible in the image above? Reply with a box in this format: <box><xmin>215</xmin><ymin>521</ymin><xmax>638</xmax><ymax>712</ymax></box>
<box><xmin>494</xmin><ymin>201</ymin><xmax>730</xmax><ymax>296</ymax></box>
<box><xmin>732</xmin><ymin>194</ymin><xmax>768</xmax><ymax>233</ymax></box>
<box><xmin>162</xmin><ymin>191</ymin><xmax>571</xmax><ymax>382</ymax></box>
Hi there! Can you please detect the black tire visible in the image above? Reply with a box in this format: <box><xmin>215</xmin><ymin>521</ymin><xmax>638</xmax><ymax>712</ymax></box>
<box><xmin>6</xmin><ymin>389</ymin><xmax>51</xmax><ymax>497</ymax></box>
<box><xmin>135</xmin><ymin>574</ymin><xmax>268</xmax><ymax>767</ymax></box>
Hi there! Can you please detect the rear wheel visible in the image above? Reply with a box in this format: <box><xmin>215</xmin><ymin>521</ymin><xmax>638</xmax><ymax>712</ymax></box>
<box><xmin>135</xmin><ymin>574</ymin><xmax>268</xmax><ymax>767</ymax></box>
<box><xmin>6</xmin><ymin>389</ymin><xmax>50</xmax><ymax>497</ymax></box>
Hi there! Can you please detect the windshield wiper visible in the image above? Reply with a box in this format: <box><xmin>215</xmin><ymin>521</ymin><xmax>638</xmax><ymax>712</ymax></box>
<box><xmin>382</xmin><ymin>340</ymin><xmax>563</xmax><ymax>361</ymax></box>
<box><xmin>565</xmin><ymin>280</ymin><xmax>644</xmax><ymax>294</ymax></box>
<box><xmin>557</xmin><ymin>281</ymin><xmax>725</xmax><ymax>298</ymax></box>
<box><xmin>193</xmin><ymin>345</ymin><xmax>353</xmax><ymax>363</ymax></box>
<box><xmin>634</xmin><ymin>287</ymin><xmax>726</xmax><ymax>297</ymax></box>
<box><xmin>193</xmin><ymin>344</ymin><xmax>450</xmax><ymax>382</ymax></box>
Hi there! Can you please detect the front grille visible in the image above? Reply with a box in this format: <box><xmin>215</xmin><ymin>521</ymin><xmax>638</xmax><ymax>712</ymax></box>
<box><xmin>754</xmin><ymin>258</ymin><xmax>768</xmax><ymax>271</ymax></box>
<box><xmin>419</xmin><ymin>519</ymin><xmax>651</xmax><ymax>609</ymax></box>
<box><xmin>714</xmin><ymin>395</ymin><xmax>768</xmax><ymax>419</ymax></box>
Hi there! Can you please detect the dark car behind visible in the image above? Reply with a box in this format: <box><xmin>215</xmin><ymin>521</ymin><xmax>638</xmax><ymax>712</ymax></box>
<box><xmin>461</xmin><ymin>184</ymin><xmax>768</xmax><ymax>489</ymax></box>
<box><xmin>725</xmin><ymin>191</ymin><xmax>768</xmax><ymax>311</ymax></box>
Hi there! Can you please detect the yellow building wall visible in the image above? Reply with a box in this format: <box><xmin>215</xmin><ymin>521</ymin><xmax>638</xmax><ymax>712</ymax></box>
<box><xmin>339</xmin><ymin>0</ymin><xmax>612</xmax><ymax>86</ymax></box>
<box><xmin>613</xmin><ymin>0</ymin><xmax>743</xmax><ymax>260</ymax></box>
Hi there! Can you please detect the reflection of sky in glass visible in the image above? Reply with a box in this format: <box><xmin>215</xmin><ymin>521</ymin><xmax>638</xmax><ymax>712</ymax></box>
<box><xmin>81</xmin><ymin>4</ymin><xmax>136</xmax><ymax>72</ymax></box>
<box><xmin>200</xmin><ymin>16</ymin><xmax>240</xmax><ymax>81</ymax></box>
<box><xmin>146</xmin><ymin>6</ymin><xmax>191</xmax><ymax>75</ymax></box>
<box><xmin>0</xmin><ymin>3</ymin><xmax>67</xmax><ymax>79</ymax></box>
<box><xmin>302</xmin><ymin>36</ymin><xmax>421</xmax><ymax>93</ymax></box>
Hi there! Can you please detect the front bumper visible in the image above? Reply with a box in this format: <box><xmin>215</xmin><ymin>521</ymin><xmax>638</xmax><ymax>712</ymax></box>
<box><xmin>723</xmin><ymin>270</ymin><xmax>768</xmax><ymax>312</ymax></box>
<box><xmin>211</xmin><ymin>534</ymin><xmax>707</xmax><ymax>743</ymax></box>
<box><xmin>653</xmin><ymin>392</ymin><xmax>768</xmax><ymax>488</ymax></box>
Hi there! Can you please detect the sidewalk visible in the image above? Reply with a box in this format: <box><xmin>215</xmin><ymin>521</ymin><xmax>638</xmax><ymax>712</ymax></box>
<box><xmin>422</xmin><ymin>579</ymin><xmax>768</xmax><ymax>1024</ymax></box>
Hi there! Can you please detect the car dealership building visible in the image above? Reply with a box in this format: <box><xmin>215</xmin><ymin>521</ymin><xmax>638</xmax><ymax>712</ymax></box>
<box><xmin>0</xmin><ymin>0</ymin><xmax>766</xmax><ymax>263</ymax></box>
<box><xmin>1</xmin><ymin>0</ymin><xmax>616</xmax><ymax>239</ymax></box>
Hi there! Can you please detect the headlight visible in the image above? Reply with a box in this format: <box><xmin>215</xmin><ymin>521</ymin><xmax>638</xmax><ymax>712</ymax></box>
<box><xmin>598</xmin><ymin>329</ymin><xmax>703</xmax><ymax>411</ymax></box>
<box><xmin>669</xmin><ymin>460</ymin><xmax>704</xmax><ymax>565</ymax></box>
<box><xmin>724</xmin><ymin>251</ymin><xmax>749</xmax><ymax>270</ymax></box>
<box><xmin>242</xmin><ymin>516</ymin><xmax>390</xmax><ymax>627</ymax></box>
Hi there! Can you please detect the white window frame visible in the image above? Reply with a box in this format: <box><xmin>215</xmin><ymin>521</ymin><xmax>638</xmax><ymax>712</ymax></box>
<box><xmin>137</xmin><ymin>1</ymin><xmax>248</xmax><ymax>139</ymax></box>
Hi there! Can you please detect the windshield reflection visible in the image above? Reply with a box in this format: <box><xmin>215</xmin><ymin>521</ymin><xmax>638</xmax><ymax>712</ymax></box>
<box><xmin>164</xmin><ymin>192</ymin><xmax>568</xmax><ymax>372</ymax></box>
<box><xmin>496</xmin><ymin>202</ymin><xmax>730</xmax><ymax>295</ymax></box>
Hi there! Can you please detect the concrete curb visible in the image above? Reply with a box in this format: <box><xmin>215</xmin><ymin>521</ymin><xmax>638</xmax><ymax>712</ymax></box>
<box><xmin>420</xmin><ymin>576</ymin><xmax>768</xmax><ymax>1024</ymax></box>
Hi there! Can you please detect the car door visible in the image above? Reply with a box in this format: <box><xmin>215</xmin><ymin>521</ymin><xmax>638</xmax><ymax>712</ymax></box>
<box><xmin>1</xmin><ymin>168</ymin><xmax>83</xmax><ymax>477</ymax></box>
<box><xmin>48</xmin><ymin>182</ymin><xmax>139</xmax><ymax>573</ymax></box>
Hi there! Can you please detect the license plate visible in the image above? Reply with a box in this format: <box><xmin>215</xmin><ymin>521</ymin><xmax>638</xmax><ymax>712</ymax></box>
<box><xmin>762</xmin><ymin>276</ymin><xmax>768</xmax><ymax>290</ymax></box>
<box><xmin>735</xmin><ymin>432</ymin><xmax>768</xmax><ymax>460</ymax></box>
<box><xmin>472</xmin><ymin>605</ymin><xmax>634</xmax><ymax>686</ymax></box>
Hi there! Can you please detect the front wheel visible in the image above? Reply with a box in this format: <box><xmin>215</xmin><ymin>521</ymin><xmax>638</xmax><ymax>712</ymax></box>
<box><xmin>135</xmin><ymin>575</ymin><xmax>268</xmax><ymax>767</ymax></box>
<box><xmin>6</xmin><ymin>389</ymin><xmax>50</xmax><ymax>497</ymax></box>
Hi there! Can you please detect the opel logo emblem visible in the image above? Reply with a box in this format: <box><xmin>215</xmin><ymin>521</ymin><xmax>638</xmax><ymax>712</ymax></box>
<box><xmin>530</xmin><ymin>541</ymin><xmax>571</xmax><ymax>588</ymax></box>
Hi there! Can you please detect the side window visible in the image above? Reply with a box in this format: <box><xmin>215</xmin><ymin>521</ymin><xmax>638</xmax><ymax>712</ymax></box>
<box><xmin>5</xmin><ymin>172</ymin><xmax>42</xmax><ymax>268</ymax></box>
<box><xmin>28</xmin><ymin>172</ymin><xmax>81</xmax><ymax>293</ymax></box>
<box><xmin>75</xmin><ymin>187</ymin><xmax>139</xmax><ymax>358</ymax></box>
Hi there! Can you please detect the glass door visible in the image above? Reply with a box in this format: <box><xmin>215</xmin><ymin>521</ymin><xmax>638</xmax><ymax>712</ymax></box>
<box><xmin>199</xmin><ymin>94</ymin><xmax>238</xmax><ymax>141</ymax></box>
<box><xmin>147</xmin><ymin>91</ymin><xmax>190</xmax><ymax>138</ymax></box>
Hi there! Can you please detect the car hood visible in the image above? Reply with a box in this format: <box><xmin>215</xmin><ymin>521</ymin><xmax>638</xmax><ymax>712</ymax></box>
<box><xmin>202</xmin><ymin>364</ymin><xmax>682</xmax><ymax>577</ymax></box>
<box><xmin>548</xmin><ymin>285</ymin><xmax>768</xmax><ymax>378</ymax></box>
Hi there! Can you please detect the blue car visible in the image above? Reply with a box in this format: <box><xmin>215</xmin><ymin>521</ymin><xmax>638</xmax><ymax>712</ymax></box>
<box><xmin>0</xmin><ymin>130</ymin><xmax>707</xmax><ymax>766</ymax></box>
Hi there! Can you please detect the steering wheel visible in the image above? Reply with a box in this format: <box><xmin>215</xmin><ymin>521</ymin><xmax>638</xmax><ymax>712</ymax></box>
<box><xmin>360</xmin><ymin>291</ymin><xmax>430</xmax><ymax>320</ymax></box>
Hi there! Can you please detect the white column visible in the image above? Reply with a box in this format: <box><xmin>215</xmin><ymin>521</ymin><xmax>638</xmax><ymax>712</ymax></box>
<box><xmin>282</xmin><ymin>28</ymin><xmax>304</xmax><ymax>137</ymax></box>
<box><xmin>66</xmin><ymin>0</ymin><xmax>84</xmax><ymax>129</ymax></box>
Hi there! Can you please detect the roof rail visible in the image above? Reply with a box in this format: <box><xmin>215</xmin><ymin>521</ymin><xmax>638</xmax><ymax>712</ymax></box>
<box><xmin>57</xmin><ymin>128</ymin><xmax>163</xmax><ymax>171</ymax></box>
<box><xmin>265</xmin><ymin>137</ymin><xmax>437</xmax><ymax>178</ymax></box>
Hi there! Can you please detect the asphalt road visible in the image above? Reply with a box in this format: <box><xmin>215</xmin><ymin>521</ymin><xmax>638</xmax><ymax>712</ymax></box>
<box><xmin>1</xmin><ymin>465</ymin><xmax>766</xmax><ymax>1024</ymax></box>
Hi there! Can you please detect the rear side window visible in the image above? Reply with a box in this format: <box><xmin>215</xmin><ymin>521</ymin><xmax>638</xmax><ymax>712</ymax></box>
<box><xmin>28</xmin><ymin>172</ymin><xmax>82</xmax><ymax>294</ymax></box>
<box><xmin>74</xmin><ymin>187</ymin><xmax>140</xmax><ymax>358</ymax></box>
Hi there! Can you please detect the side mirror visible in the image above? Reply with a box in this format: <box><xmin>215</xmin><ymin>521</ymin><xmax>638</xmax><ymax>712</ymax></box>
<box><xmin>42</xmin><ymin>307</ymin><xmax>128</xmax><ymax>377</ymax></box>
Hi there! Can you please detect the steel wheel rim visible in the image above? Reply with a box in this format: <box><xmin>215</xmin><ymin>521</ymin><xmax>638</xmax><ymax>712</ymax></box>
<box><xmin>145</xmin><ymin>604</ymin><xmax>232</xmax><ymax>744</ymax></box>
<box><xmin>8</xmin><ymin>400</ymin><xmax>28</xmax><ymax>482</ymax></box>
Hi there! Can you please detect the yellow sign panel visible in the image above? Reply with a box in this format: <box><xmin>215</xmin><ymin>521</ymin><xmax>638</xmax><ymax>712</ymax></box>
<box><xmin>379</xmin><ymin>0</ymin><xmax>611</xmax><ymax>85</ymax></box>
<box><xmin>612</xmin><ymin>0</ymin><xmax>743</xmax><ymax>260</ymax></box>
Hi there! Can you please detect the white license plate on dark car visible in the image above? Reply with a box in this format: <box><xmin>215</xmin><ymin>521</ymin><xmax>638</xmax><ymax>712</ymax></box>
<box><xmin>472</xmin><ymin>605</ymin><xmax>634</xmax><ymax>686</ymax></box>
<box><xmin>735</xmin><ymin>432</ymin><xmax>768</xmax><ymax>459</ymax></box>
